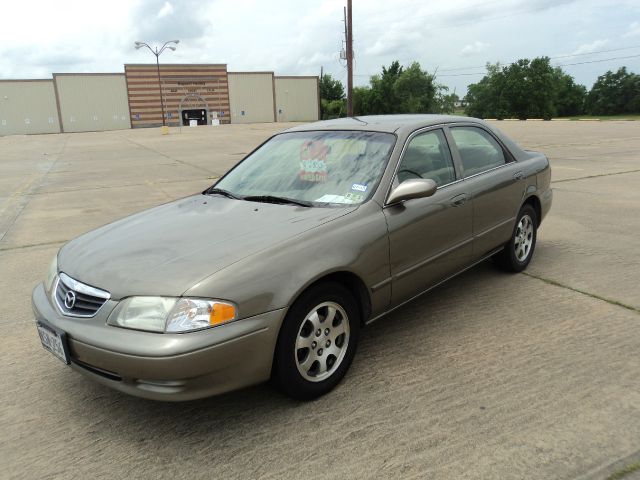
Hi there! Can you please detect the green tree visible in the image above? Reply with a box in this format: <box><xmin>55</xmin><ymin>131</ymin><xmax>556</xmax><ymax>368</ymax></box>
<box><xmin>552</xmin><ymin>68</ymin><xmax>586</xmax><ymax>117</ymax></box>
<box><xmin>465</xmin><ymin>63</ymin><xmax>509</xmax><ymax>119</ymax></box>
<box><xmin>586</xmin><ymin>67</ymin><xmax>640</xmax><ymax>115</ymax></box>
<box><xmin>393</xmin><ymin>62</ymin><xmax>437</xmax><ymax>113</ymax></box>
<box><xmin>319</xmin><ymin>74</ymin><xmax>345</xmax><ymax>101</ymax></box>
<box><xmin>367</xmin><ymin>60</ymin><xmax>404</xmax><ymax>114</ymax></box>
<box><xmin>465</xmin><ymin>57</ymin><xmax>586</xmax><ymax>119</ymax></box>
<box><xmin>321</xmin><ymin>99</ymin><xmax>346</xmax><ymax>119</ymax></box>
<box><xmin>353</xmin><ymin>86</ymin><xmax>373</xmax><ymax>116</ymax></box>
<box><xmin>352</xmin><ymin>60</ymin><xmax>448</xmax><ymax>116</ymax></box>
<box><xmin>501</xmin><ymin>57</ymin><xmax>556</xmax><ymax>119</ymax></box>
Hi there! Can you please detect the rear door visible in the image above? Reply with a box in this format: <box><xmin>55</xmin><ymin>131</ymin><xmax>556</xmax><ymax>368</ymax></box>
<box><xmin>384</xmin><ymin>127</ymin><xmax>473</xmax><ymax>306</ymax></box>
<box><xmin>447</xmin><ymin>125</ymin><xmax>526</xmax><ymax>258</ymax></box>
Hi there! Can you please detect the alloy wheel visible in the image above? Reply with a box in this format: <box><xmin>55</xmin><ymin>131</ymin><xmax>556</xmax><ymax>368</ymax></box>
<box><xmin>295</xmin><ymin>302</ymin><xmax>350</xmax><ymax>382</ymax></box>
<box><xmin>514</xmin><ymin>214</ymin><xmax>534</xmax><ymax>262</ymax></box>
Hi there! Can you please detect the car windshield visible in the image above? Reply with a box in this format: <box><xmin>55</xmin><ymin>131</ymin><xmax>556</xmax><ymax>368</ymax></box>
<box><xmin>212</xmin><ymin>130</ymin><xmax>396</xmax><ymax>206</ymax></box>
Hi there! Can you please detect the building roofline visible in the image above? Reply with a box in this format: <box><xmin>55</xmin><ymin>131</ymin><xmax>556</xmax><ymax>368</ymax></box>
<box><xmin>124</xmin><ymin>63</ymin><xmax>227</xmax><ymax>68</ymax></box>
<box><xmin>52</xmin><ymin>73</ymin><xmax>125</xmax><ymax>77</ymax></box>
<box><xmin>228</xmin><ymin>71</ymin><xmax>275</xmax><ymax>75</ymax></box>
<box><xmin>274</xmin><ymin>75</ymin><xmax>319</xmax><ymax>79</ymax></box>
<box><xmin>0</xmin><ymin>78</ymin><xmax>53</xmax><ymax>82</ymax></box>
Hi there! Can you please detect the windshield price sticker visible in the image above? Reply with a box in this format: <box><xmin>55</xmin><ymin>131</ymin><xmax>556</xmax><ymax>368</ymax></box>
<box><xmin>299</xmin><ymin>140</ymin><xmax>329</xmax><ymax>182</ymax></box>
<box><xmin>351</xmin><ymin>183</ymin><xmax>367</xmax><ymax>192</ymax></box>
<box><xmin>299</xmin><ymin>159</ymin><xmax>328</xmax><ymax>182</ymax></box>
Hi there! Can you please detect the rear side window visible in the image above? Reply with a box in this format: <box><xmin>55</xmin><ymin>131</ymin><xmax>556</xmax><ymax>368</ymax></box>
<box><xmin>396</xmin><ymin>129</ymin><xmax>456</xmax><ymax>186</ymax></box>
<box><xmin>450</xmin><ymin>127</ymin><xmax>506</xmax><ymax>177</ymax></box>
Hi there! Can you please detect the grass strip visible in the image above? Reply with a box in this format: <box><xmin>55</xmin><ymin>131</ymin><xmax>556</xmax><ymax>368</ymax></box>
<box><xmin>606</xmin><ymin>462</ymin><xmax>640</xmax><ymax>480</ymax></box>
<box><xmin>522</xmin><ymin>272</ymin><xmax>639</xmax><ymax>315</ymax></box>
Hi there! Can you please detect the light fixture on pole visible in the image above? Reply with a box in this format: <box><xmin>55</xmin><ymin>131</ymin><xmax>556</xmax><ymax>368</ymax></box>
<box><xmin>134</xmin><ymin>40</ymin><xmax>179</xmax><ymax>131</ymax></box>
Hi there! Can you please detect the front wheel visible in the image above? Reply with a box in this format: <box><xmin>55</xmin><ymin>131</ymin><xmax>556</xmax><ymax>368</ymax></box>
<box><xmin>272</xmin><ymin>282</ymin><xmax>360</xmax><ymax>400</ymax></box>
<box><xmin>493</xmin><ymin>204</ymin><xmax>538</xmax><ymax>272</ymax></box>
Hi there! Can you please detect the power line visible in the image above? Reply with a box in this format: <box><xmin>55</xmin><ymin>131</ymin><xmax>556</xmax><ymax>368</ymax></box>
<box><xmin>550</xmin><ymin>45</ymin><xmax>640</xmax><ymax>61</ymax></box>
<box><xmin>437</xmin><ymin>53</ymin><xmax>640</xmax><ymax>77</ymax></box>
<box><xmin>353</xmin><ymin>51</ymin><xmax>640</xmax><ymax>79</ymax></box>
<box><xmin>558</xmin><ymin>53</ymin><xmax>640</xmax><ymax>67</ymax></box>
<box><xmin>438</xmin><ymin>44</ymin><xmax>640</xmax><ymax>73</ymax></box>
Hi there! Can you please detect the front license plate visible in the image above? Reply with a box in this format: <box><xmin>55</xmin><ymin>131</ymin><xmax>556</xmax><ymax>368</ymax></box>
<box><xmin>37</xmin><ymin>323</ymin><xmax>70</xmax><ymax>365</ymax></box>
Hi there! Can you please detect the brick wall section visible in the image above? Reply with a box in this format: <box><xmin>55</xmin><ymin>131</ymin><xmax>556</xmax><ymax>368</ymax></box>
<box><xmin>124</xmin><ymin>64</ymin><xmax>231</xmax><ymax>127</ymax></box>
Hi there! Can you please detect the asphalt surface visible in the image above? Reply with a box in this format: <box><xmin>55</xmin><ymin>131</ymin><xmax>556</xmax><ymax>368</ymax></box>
<box><xmin>1</xmin><ymin>120</ymin><xmax>639</xmax><ymax>480</ymax></box>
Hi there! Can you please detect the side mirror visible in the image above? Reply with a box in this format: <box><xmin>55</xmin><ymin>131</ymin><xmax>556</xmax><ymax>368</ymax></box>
<box><xmin>387</xmin><ymin>178</ymin><xmax>437</xmax><ymax>205</ymax></box>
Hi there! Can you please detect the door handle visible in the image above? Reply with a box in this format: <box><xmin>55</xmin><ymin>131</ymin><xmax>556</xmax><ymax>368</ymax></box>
<box><xmin>513</xmin><ymin>171</ymin><xmax>524</xmax><ymax>180</ymax></box>
<box><xmin>450</xmin><ymin>194</ymin><xmax>468</xmax><ymax>207</ymax></box>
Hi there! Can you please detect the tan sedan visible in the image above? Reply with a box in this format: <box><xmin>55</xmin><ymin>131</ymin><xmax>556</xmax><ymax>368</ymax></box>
<box><xmin>33</xmin><ymin>115</ymin><xmax>552</xmax><ymax>401</ymax></box>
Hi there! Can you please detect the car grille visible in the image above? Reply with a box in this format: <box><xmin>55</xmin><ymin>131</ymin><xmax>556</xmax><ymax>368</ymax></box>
<box><xmin>54</xmin><ymin>272</ymin><xmax>110</xmax><ymax>317</ymax></box>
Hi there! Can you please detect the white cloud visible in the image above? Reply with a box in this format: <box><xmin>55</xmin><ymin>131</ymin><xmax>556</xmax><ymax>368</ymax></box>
<box><xmin>157</xmin><ymin>1</ymin><xmax>174</xmax><ymax>19</ymax></box>
<box><xmin>0</xmin><ymin>0</ymin><xmax>637</xmax><ymax>96</ymax></box>
<box><xmin>365</xmin><ymin>30</ymin><xmax>422</xmax><ymax>56</ymax></box>
<box><xmin>571</xmin><ymin>39</ymin><xmax>609</xmax><ymax>55</ymax></box>
<box><xmin>460</xmin><ymin>41</ymin><xmax>490</xmax><ymax>57</ymax></box>
<box><xmin>624</xmin><ymin>21</ymin><xmax>640</xmax><ymax>38</ymax></box>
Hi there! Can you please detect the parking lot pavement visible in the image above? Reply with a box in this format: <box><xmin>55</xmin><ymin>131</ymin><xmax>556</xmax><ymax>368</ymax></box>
<box><xmin>1</xmin><ymin>121</ymin><xmax>639</xmax><ymax>479</ymax></box>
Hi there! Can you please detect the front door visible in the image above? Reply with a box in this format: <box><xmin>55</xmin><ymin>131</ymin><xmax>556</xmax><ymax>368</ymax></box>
<box><xmin>384</xmin><ymin>128</ymin><xmax>473</xmax><ymax>306</ymax></box>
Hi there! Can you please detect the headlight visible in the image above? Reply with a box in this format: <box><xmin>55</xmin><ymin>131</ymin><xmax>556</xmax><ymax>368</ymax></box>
<box><xmin>45</xmin><ymin>255</ymin><xmax>58</xmax><ymax>292</ymax></box>
<box><xmin>108</xmin><ymin>297</ymin><xmax>237</xmax><ymax>333</ymax></box>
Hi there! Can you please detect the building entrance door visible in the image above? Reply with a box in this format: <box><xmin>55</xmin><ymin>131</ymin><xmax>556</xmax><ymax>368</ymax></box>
<box><xmin>179</xmin><ymin>93</ymin><xmax>210</xmax><ymax>126</ymax></box>
<box><xmin>181</xmin><ymin>109</ymin><xmax>208</xmax><ymax>125</ymax></box>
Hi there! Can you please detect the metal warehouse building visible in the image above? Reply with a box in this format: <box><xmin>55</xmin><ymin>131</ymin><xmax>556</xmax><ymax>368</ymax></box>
<box><xmin>0</xmin><ymin>80</ymin><xmax>61</xmax><ymax>135</ymax></box>
<box><xmin>0</xmin><ymin>64</ymin><xmax>319</xmax><ymax>136</ymax></box>
<box><xmin>54</xmin><ymin>73</ymin><xmax>131</xmax><ymax>133</ymax></box>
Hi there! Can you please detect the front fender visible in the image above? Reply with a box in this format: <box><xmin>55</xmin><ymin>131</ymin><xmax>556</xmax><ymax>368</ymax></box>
<box><xmin>184</xmin><ymin>202</ymin><xmax>391</xmax><ymax>320</ymax></box>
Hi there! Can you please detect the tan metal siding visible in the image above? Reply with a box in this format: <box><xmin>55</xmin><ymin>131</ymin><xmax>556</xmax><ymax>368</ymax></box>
<box><xmin>124</xmin><ymin>64</ymin><xmax>230</xmax><ymax>127</ymax></box>
<box><xmin>0</xmin><ymin>80</ymin><xmax>60</xmax><ymax>135</ymax></box>
<box><xmin>54</xmin><ymin>74</ymin><xmax>130</xmax><ymax>133</ymax></box>
<box><xmin>228</xmin><ymin>72</ymin><xmax>275</xmax><ymax>123</ymax></box>
<box><xmin>274</xmin><ymin>77</ymin><xmax>319</xmax><ymax>122</ymax></box>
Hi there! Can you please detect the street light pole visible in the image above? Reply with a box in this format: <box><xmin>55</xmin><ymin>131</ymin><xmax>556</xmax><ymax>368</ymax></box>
<box><xmin>134</xmin><ymin>40</ymin><xmax>179</xmax><ymax>128</ymax></box>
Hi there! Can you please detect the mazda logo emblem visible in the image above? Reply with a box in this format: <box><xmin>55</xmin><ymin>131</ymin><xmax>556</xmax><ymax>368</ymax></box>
<box><xmin>64</xmin><ymin>290</ymin><xmax>77</xmax><ymax>310</ymax></box>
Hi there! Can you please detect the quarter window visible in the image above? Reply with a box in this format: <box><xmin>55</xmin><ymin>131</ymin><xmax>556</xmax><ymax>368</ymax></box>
<box><xmin>396</xmin><ymin>129</ymin><xmax>456</xmax><ymax>187</ymax></box>
<box><xmin>450</xmin><ymin>127</ymin><xmax>506</xmax><ymax>177</ymax></box>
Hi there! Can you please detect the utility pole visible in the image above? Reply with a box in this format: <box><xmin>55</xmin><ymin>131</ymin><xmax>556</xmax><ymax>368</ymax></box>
<box><xmin>320</xmin><ymin>65</ymin><xmax>324</xmax><ymax>118</ymax></box>
<box><xmin>346</xmin><ymin>0</ymin><xmax>353</xmax><ymax>116</ymax></box>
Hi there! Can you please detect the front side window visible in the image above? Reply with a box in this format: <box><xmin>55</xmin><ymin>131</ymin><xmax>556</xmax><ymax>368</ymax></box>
<box><xmin>396</xmin><ymin>129</ymin><xmax>456</xmax><ymax>186</ymax></box>
<box><xmin>450</xmin><ymin>126</ymin><xmax>506</xmax><ymax>177</ymax></box>
<box><xmin>213</xmin><ymin>130</ymin><xmax>396</xmax><ymax>206</ymax></box>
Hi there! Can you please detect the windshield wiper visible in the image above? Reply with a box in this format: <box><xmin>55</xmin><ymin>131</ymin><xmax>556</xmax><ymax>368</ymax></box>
<box><xmin>243</xmin><ymin>195</ymin><xmax>312</xmax><ymax>207</ymax></box>
<box><xmin>204</xmin><ymin>187</ymin><xmax>244</xmax><ymax>200</ymax></box>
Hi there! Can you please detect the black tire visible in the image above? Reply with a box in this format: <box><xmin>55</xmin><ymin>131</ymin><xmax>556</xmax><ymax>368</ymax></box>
<box><xmin>273</xmin><ymin>282</ymin><xmax>360</xmax><ymax>400</ymax></box>
<box><xmin>493</xmin><ymin>204</ymin><xmax>538</xmax><ymax>272</ymax></box>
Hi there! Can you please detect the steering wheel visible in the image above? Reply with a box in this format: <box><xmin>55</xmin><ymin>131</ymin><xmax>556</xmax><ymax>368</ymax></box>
<box><xmin>397</xmin><ymin>168</ymin><xmax>423</xmax><ymax>179</ymax></box>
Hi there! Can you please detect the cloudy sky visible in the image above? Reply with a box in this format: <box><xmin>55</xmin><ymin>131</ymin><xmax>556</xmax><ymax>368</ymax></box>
<box><xmin>1</xmin><ymin>0</ymin><xmax>639</xmax><ymax>94</ymax></box>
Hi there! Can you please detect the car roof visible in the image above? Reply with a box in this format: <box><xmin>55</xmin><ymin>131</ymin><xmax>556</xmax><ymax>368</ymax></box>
<box><xmin>283</xmin><ymin>114</ymin><xmax>483</xmax><ymax>134</ymax></box>
<box><xmin>282</xmin><ymin>114</ymin><xmax>530</xmax><ymax>161</ymax></box>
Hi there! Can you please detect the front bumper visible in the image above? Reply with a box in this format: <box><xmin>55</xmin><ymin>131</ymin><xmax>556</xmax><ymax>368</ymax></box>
<box><xmin>32</xmin><ymin>283</ymin><xmax>287</xmax><ymax>401</ymax></box>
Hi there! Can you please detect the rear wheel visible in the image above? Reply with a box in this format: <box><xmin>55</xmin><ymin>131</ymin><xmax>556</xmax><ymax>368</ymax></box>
<box><xmin>494</xmin><ymin>204</ymin><xmax>537</xmax><ymax>272</ymax></box>
<box><xmin>273</xmin><ymin>282</ymin><xmax>360</xmax><ymax>400</ymax></box>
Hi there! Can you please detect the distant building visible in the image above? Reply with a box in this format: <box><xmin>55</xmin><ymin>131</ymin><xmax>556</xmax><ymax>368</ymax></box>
<box><xmin>0</xmin><ymin>64</ymin><xmax>320</xmax><ymax>135</ymax></box>
<box><xmin>454</xmin><ymin>98</ymin><xmax>467</xmax><ymax>108</ymax></box>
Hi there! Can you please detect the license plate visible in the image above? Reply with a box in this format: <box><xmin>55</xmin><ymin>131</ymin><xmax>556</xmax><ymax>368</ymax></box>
<box><xmin>37</xmin><ymin>323</ymin><xmax>70</xmax><ymax>365</ymax></box>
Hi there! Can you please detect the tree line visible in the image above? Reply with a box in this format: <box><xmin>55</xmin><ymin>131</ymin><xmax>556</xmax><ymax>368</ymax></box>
<box><xmin>320</xmin><ymin>58</ymin><xmax>640</xmax><ymax>120</ymax></box>
<box><xmin>321</xmin><ymin>61</ymin><xmax>457</xmax><ymax>119</ymax></box>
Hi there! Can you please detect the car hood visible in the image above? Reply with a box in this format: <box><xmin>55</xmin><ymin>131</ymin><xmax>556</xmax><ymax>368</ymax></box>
<box><xmin>58</xmin><ymin>195</ymin><xmax>355</xmax><ymax>299</ymax></box>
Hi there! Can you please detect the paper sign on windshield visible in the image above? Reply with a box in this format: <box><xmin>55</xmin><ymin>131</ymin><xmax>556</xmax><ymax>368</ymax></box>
<box><xmin>299</xmin><ymin>140</ymin><xmax>329</xmax><ymax>182</ymax></box>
